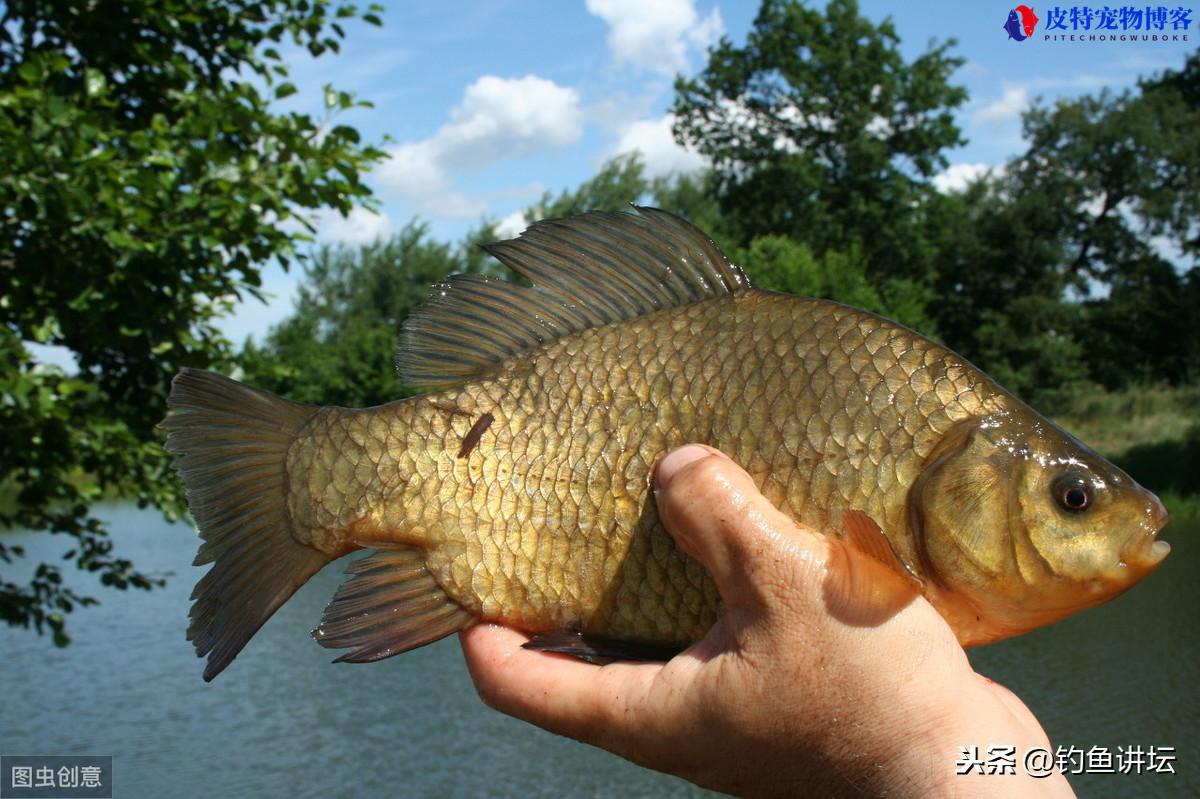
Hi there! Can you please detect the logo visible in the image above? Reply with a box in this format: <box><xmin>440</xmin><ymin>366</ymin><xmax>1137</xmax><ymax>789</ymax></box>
<box><xmin>1013</xmin><ymin>6</ymin><xmax>1192</xmax><ymax>42</ymax></box>
<box><xmin>1004</xmin><ymin>5</ymin><xmax>1041</xmax><ymax>40</ymax></box>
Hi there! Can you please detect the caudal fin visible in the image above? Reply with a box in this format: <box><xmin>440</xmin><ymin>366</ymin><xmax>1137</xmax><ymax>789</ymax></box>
<box><xmin>161</xmin><ymin>368</ymin><xmax>332</xmax><ymax>681</ymax></box>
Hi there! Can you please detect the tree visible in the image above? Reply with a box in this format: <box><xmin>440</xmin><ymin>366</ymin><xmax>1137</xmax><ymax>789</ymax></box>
<box><xmin>673</xmin><ymin>0</ymin><xmax>967</xmax><ymax>281</ymax></box>
<box><xmin>925</xmin><ymin>173</ymin><xmax>1089</xmax><ymax>408</ymax></box>
<box><xmin>649</xmin><ymin>168</ymin><xmax>728</xmax><ymax>244</ymax></box>
<box><xmin>1085</xmin><ymin>257</ymin><xmax>1199</xmax><ymax>388</ymax></box>
<box><xmin>522</xmin><ymin>153</ymin><xmax>727</xmax><ymax>241</ymax></box>
<box><xmin>929</xmin><ymin>49</ymin><xmax>1199</xmax><ymax>404</ymax></box>
<box><xmin>240</xmin><ymin>224</ymin><xmax>484</xmax><ymax>407</ymax></box>
<box><xmin>1066</xmin><ymin>52</ymin><xmax>1200</xmax><ymax>388</ymax></box>
<box><xmin>736</xmin><ymin>235</ymin><xmax>936</xmax><ymax>335</ymax></box>
<box><xmin>0</xmin><ymin>1</ymin><xmax>386</xmax><ymax>644</ymax></box>
<box><xmin>522</xmin><ymin>154</ymin><xmax>651</xmax><ymax>222</ymax></box>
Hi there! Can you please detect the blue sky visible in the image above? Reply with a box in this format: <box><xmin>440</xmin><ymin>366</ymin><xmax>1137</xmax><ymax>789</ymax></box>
<box><xmin>221</xmin><ymin>0</ymin><xmax>1196</xmax><ymax>344</ymax></box>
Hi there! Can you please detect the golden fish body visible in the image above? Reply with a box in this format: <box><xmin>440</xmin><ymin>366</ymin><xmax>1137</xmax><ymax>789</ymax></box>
<box><xmin>294</xmin><ymin>293</ymin><xmax>992</xmax><ymax>644</ymax></box>
<box><xmin>162</xmin><ymin>208</ymin><xmax>1169</xmax><ymax>680</ymax></box>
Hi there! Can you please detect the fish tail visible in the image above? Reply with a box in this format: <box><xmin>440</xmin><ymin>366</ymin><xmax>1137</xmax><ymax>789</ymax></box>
<box><xmin>161</xmin><ymin>368</ymin><xmax>333</xmax><ymax>681</ymax></box>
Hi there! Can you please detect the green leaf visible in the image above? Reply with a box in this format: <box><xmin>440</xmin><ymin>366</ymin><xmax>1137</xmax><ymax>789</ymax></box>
<box><xmin>18</xmin><ymin>60</ymin><xmax>43</xmax><ymax>83</ymax></box>
<box><xmin>0</xmin><ymin>1</ymin><xmax>386</xmax><ymax>647</ymax></box>
<box><xmin>84</xmin><ymin>69</ymin><xmax>107</xmax><ymax>97</ymax></box>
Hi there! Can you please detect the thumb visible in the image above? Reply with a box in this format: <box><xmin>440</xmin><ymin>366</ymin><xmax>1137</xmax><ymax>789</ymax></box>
<box><xmin>653</xmin><ymin>445</ymin><xmax>827</xmax><ymax>613</ymax></box>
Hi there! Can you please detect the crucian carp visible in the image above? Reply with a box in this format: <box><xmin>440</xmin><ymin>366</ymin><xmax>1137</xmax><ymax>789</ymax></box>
<box><xmin>160</xmin><ymin>207</ymin><xmax>1170</xmax><ymax>681</ymax></box>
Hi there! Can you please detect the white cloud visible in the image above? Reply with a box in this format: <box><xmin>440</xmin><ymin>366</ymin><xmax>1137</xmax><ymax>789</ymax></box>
<box><xmin>586</xmin><ymin>0</ymin><xmax>723</xmax><ymax>76</ymax></box>
<box><xmin>435</xmin><ymin>75</ymin><xmax>583</xmax><ymax>168</ymax></box>
<box><xmin>376</xmin><ymin>75</ymin><xmax>583</xmax><ymax>219</ymax></box>
<box><xmin>494</xmin><ymin>210</ymin><xmax>528</xmax><ymax>239</ymax></box>
<box><xmin>865</xmin><ymin>115</ymin><xmax>892</xmax><ymax>140</ymax></box>
<box><xmin>932</xmin><ymin>162</ymin><xmax>995</xmax><ymax>193</ymax></box>
<box><xmin>1080</xmin><ymin>193</ymin><xmax>1107</xmax><ymax>218</ymax></box>
<box><xmin>612</xmin><ymin>114</ymin><xmax>706</xmax><ymax>177</ymax></box>
<box><xmin>317</xmin><ymin>207</ymin><xmax>392</xmax><ymax>245</ymax></box>
<box><xmin>1149</xmin><ymin>234</ymin><xmax>1187</xmax><ymax>268</ymax></box>
<box><xmin>382</xmin><ymin>140</ymin><xmax>486</xmax><ymax>218</ymax></box>
<box><xmin>973</xmin><ymin>86</ymin><xmax>1029</xmax><ymax>126</ymax></box>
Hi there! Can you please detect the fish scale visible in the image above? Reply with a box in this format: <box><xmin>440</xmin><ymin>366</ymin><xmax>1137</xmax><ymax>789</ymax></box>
<box><xmin>281</xmin><ymin>292</ymin><xmax>998</xmax><ymax>649</ymax></box>
<box><xmin>162</xmin><ymin>206</ymin><xmax>1168</xmax><ymax>680</ymax></box>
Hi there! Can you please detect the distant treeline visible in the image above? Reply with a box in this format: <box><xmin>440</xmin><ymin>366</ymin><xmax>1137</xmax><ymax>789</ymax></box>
<box><xmin>244</xmin><ymin>3</ymin><xmax>1199</xmax><ymax>414</ymax></box>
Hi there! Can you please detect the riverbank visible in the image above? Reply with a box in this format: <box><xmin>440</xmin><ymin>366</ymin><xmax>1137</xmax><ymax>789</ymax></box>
<box><xmin>1054</xmin><ymin>382</ymin><xmax>1199</xmax><ymax>517</ymax></box>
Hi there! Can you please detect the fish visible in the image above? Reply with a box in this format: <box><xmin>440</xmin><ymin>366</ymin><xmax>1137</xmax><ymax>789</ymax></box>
<box><xmin>160</xmin><ymin>207</ymin><xmax>1171</xmax><ymax>681</ymax></box>
<box><xmin>1004</xmin><ymin>9</ymin><xmax>1028</xmax><ymax>40</ymax></box>
<box><xmin>1016</xmin><ymin>4</ymin><xmax>1040</xmax><ymax>36</ymax></box>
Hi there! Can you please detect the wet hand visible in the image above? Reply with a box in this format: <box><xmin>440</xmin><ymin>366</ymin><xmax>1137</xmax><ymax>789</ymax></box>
<box><xmin>460</xmin><ymin>445</ymin><xmax>1075</xmax><ymax>798</ymax></box>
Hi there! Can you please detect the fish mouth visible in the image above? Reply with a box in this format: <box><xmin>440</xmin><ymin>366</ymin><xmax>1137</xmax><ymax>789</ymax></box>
<box><xmin>1119</xmin><ymin>493</ymin><xmax>1171</xmax><ymax>573</ymax></box>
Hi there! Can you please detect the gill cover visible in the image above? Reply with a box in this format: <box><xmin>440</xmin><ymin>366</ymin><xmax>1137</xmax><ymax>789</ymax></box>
<box><xmin>911</xmin><ymin>419</ymin><xmax>1014</xmax><ymax>597</ymax></box>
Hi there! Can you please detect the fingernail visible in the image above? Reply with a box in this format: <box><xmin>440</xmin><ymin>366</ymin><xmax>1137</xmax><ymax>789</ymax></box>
<box><xmin>655</xmin><ymin>445</ymin><xmax>713</xmax><ymax>490</ymax></box>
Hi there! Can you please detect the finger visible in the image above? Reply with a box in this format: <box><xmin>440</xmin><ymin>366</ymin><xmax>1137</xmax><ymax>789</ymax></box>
<box><xmin>459</xmin><ymin>624</ymin><xmax>662</xmax><ymax>753</ymax></box>
<box><xmin>653</xmin><ymin>444</ymin><xmax>828</xmax><ymax>610</ymax></box>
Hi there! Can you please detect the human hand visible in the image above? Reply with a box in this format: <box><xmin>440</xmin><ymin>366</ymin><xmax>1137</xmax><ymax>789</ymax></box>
<box><xmin>460</xmin><ymin>445</ymin><xmax>1075</xmax><ymax>797</ymax></box>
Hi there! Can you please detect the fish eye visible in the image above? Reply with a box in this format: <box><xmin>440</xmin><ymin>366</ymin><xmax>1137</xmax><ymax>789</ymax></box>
<box><xmin>1052</xmin><ymin>476</ymin><xmax>1092</xmax><ymax>513</ymax></box>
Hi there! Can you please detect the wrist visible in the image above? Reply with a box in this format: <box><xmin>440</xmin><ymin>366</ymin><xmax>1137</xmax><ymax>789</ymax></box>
<box><xmin>904</xmin><ymin>673</ymin><xmax>1076</xmax><ymax>798</ymax></box>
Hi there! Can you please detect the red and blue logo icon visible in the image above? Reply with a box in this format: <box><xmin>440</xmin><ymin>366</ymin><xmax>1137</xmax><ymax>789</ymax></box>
<box><xmin>1004</xmin><ymin>5</ymin><xmax>1041</xmax><ymax>40</ymax></box>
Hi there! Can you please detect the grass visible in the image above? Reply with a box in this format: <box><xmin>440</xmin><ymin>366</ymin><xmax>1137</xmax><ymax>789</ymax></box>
<box><xmin>1053</xmin><ymin>382</ymin><xmax>1198</xmax><ymax>456</ymax></box>
<box><xmin>1054</xmin><ymin>383</ymin><xmax>1199</xmax><ymax>519</ymax></box>
<box><xmin>1156</xmin><ymin>491</ymin><xmax>1200</xmax><ymax>521</ymax></box>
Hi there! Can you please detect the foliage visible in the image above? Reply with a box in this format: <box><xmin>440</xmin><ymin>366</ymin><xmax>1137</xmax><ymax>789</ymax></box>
<box><xmin>734</xmin><ymin>236</ymin><xmax>936</xmax><ymax>334</ymax></box>
<box><xmin>649</xmin><ymin>169</ymin><xmax>729</xmax><ymax>243</ymax></box>
<box><xmin>522</xmin><ymin>153</ymin><xmax>729</xmax><ymax>243</ymax></box>
<box><xmin>522</xmin><ymin>154</ymin><xmax>651</xmax><ymax>222</ymax></box>
<box><xmin>673</xmin><ymin>0</ymin><xmax>967</xmax><ymax>281</ymax></box>
<box><xmin>0</xmin><ymin>1</ymin><xmax>385</xmax><ymax>643</ymax></box>
<box><xmin>737</xmin><ymin>237</ymin><xmax>878</xmax><ymax>307</ymax></box>
<box><xmin>240</xmin><ymin>223</ymin><xmax>491</xmax><ymax>407</ymax></box>
<box><xmin>926</xmin><ymin>173</ymin><xmax>1090</xmax><ymax>408</ymax></box>
<box><xmin>927</xmin><ymin>50</ymin><xmax>1199</xmax><ymax>406</ymax></box>
<box><xmin>1066</xmin><ymin>55</ymin><xmax>1200</xmax><ymax>387</ymax></box>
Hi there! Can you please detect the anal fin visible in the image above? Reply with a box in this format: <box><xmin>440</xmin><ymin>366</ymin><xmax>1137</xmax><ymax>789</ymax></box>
<box><xmin>313</xmin><ymin>544</ymin><xmax>474</xmax><ymax>663</ymax></box>
<box><xmin>523</xmin><ymin>630</ymin><xmax>685</xmax><ymax>663</ymax></box>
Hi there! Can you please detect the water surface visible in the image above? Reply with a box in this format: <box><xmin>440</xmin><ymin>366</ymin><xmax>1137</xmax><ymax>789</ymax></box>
<box><xmin>1</xmin><ymin>504</ymin><xmax>1195</xmax><ymax>797</ymax></box>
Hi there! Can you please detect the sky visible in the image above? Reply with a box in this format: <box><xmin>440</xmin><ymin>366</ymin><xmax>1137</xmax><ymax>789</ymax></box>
<box><xmin>216</xmin><ymin>0</ymin><xmax>1196</xmax><ymax>345</ymax></box>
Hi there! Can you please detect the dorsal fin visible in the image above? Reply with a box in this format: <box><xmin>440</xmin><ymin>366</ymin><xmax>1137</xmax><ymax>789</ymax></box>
<box><xmin>396</xmin><ymin>206</ymin><xmax>751</xmax><ymax>389</ymax></box>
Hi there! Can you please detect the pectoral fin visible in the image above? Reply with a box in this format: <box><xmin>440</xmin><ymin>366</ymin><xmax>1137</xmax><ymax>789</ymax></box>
<box><xmin>822</xmin><ymin>511</ymin><xmax>922</xmax><ymax>627</ymax></box>
<box><xmin>842</xmin><ymin>510</ymin><xmax>924</xmax><ymax>589</ymax></box>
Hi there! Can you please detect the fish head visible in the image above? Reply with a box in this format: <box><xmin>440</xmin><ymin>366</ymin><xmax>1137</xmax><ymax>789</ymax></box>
<box><xmin>911</xmin><ymin>411</ymin><xmax>1169</xmax><ymax>644</ymax></box>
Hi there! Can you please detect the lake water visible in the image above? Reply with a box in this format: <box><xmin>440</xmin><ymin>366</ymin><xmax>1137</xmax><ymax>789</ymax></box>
<box><xmin>1</xmin><ymin>503</ymin><xmax>1195</xmax><ymax>798</ymax></box>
